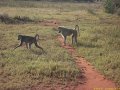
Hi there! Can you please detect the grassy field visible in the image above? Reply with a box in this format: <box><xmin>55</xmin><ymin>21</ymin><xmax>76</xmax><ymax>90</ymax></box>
<box><xmin>0</xmin><ymin>24</ymin><xmax>81</xmax><ymax>90</ymax></box>
<box><xmin>0</xmin><ymin>0</ymin><xmax>120</xmax><ymax>89</ymax></box>
<box><xmin>75</xmin><ymin>6</ymin><xmax>120</xmax><ymax>85</ymax></box>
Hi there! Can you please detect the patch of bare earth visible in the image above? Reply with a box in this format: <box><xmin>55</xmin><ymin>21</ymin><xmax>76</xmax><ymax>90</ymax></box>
<box><xmin>40</xmin><ymin>19</ymin><xmax>60</xmax><ymax>26</ymax></box>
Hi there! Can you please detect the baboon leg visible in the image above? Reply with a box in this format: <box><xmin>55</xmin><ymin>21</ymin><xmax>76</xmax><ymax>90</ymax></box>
<box><xmin>72</xmin><ymin>35</ymin><xmax>76</xmax><ymax>44</ymax></box>
<box><xmin>72</xmin><ymin>35</ymin><xmax>74</xmax><ymax>44</ymax></box>
<box><xmin>14</xmin><ymin>42</ymin><xmax>23</xmax><ymax>50</ymax></box>
<box><xmin>72</xmin><ymin>35</ymin><xmax>77</xmax><ymax>45</ymax></box>
<box><xmin>64</xmin><ymin>36</ymin><xmax>67</xmax><ymax>45</ymax></box>
<box><xmin>34</xmin><ymin>42</ymin><xmax>44</xmax><ymax>51</ymax></box>
<box><xmin>29</xmin><ymin>43</ymin><xmax>32</xmax><ymax>49</ymax></box>
<box><xmin>25</xmin><ymin>42</ymin><xmax>29</xmax><ymax>49</ymax></box>
<box><xmin>75</xmin><ymin>36</ymin><xmax>77</xmax><ymax>44</ymax></box>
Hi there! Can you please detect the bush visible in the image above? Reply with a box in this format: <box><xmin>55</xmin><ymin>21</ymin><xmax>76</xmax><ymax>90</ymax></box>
<box><xmin>0</xmin><ymin>14</ymin><xmax>14</xmax><ymax>24</ymax></box>
<box><xmin>104</xmin><ymin>0</ymin><xmax>115</xmax><ymax>14</ymax></box>
<box><xmin>0</xmin><ymin>14</ymin><xmax>33</xmax><ymax>24</ymax></box>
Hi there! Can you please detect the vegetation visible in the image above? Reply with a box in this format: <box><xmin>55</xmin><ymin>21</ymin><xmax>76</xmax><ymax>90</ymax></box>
<box><xmin>0</xmin><ymin>24</ymin><xmax>81</xmax><ymax>90</ymax></box>
<box><xmin>0</xmin><ymin>0</ymin><xmax>120</xmax><ymax>90</ymax></box>
<box><xmin>0</xmin><ymin>14</ymin><xmax>34</xmax><ymax>24</ymax></box>
<box><xmin>104</xmin><ymin>0</ymin><xmax>120</xmax><ymax>14</ymax></box>
<box><xmin>104</xmin><ymin>0</ymin><xmax>115</xmax><ymax>13</ymax></box>
<box><xmin>74</xmin><ymin>4</ymin><xmax>120</xmax><ymax>85</ymax></box>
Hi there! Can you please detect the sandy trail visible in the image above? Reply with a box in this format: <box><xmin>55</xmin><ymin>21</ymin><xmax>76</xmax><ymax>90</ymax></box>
<box><xmin>57</xmin><ymin>35</ymin><xmax>116</xmax><ymax>90</ymax></box>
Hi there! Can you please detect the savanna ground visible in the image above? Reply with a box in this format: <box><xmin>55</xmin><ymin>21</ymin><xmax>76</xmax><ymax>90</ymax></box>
<box><xmin>0</xmin><ymin>0</ymin><xmax>120</xmax><ymax>90</ymax></box>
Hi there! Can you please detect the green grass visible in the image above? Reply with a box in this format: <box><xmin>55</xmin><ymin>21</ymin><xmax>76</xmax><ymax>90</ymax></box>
<box><xmin>0</xmin><ymin>24</ymin><xmax>80</xmax><ymax>90</ymax></box>
<box><xmin>0</xmin><ymin>0</ymin><xmax>120</xmax><ymax>89</ymax></box>
<box><xmin>75</xmin><ymin>10</ymin><xmax>120</xmax><ymax>85</ymax></box>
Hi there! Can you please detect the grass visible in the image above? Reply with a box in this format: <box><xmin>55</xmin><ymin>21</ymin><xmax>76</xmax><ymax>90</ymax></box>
<box><xmin>75</xmin><ymin>9</ymin><xmax>120</xmax><ymax>85</ymax></box>
<box><xmin>0</xmin><ymin>0</ymin><xmax>120</xmax><ymax>89</ymax></box>
<box><xmin>0</xmin><ymin>24</ymin><xmax>80</xmax><ymax>90</ymax></box>
<box><xmin>76</xmin><ymin>23</ymin><xmax>120</xmax><ymax>85</ymax></box>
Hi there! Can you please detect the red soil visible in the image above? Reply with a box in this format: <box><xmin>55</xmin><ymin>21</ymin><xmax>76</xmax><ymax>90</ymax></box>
<box><xmin>40</xmin><ymin>20</ymin><xmax>60</xmax><ymax>26</ymax></box>
<box><xmin>57</xmin><ymin>35</ymin><xmax>116</xmax><ymax>90</ymax></box>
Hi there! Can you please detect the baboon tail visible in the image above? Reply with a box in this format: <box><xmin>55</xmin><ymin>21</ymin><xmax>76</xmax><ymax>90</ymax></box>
<box><xmin>35</xmin><ymin>34</ymin><xmax>39</xmax><ymax>41</ymax></box>
<box><xmin>75</xmin><ymin>25</ymin><xmax>80</xmax><ymax>36</ymax></box>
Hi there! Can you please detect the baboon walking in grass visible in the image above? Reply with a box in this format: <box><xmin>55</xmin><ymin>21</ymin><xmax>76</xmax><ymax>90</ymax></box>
<box><xmin>58</xmin><ymin>25</ymin><xmax>80</xmax><ymax>45</ymax></box>
<box><xmin>14</xmin><ymin>34</ymin><xmax>45</xmax><ymax>53</ymax></box>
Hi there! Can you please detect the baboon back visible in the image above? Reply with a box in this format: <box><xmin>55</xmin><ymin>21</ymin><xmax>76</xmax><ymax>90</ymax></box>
<box><xmin>21</xmin><ymin>36</ymin><xmax>36</xmax><ymax>43</ymax></box>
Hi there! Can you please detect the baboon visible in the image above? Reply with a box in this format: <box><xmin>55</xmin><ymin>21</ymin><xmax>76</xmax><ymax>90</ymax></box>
<box><xmin>58</xmin><ymin>25</ymin><xmax>80</xmax><ymax>45</ymax></box>
<box><xmin>14</xmin><ymin>34</ymin><xmax>45</xmax><ymax>52</ymax></box>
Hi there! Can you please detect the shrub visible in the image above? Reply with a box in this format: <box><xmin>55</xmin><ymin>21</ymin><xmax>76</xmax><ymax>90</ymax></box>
<box><xmin>0</xmin><ymin>14</ymin><xmax>33</xmax><ymax>24</ymax></box>
<box><xmin>104</xmin><ymin>0</ymin><xmax>115</xmax><ymax>14</ymax></box>
<box><xmin>0</xmin><ymin>14</ymin><xmax>14</xmax><ymax>24</ymax></box>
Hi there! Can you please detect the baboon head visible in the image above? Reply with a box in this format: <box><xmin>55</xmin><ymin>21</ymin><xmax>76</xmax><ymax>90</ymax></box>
<box><xmin>58</xmin><ymin>27</ymin><xmax>63</xmax><ymax>33</ymax></box>
<box><xmin>18</xmin><ymin>35</ymin><xmax>22</xmax><ymax>40</ymax></box>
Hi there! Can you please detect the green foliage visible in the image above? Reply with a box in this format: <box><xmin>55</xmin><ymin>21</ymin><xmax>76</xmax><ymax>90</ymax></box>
<box><xmin>104</xmin><ymin>0</ymin><xmax>115</xmax><ymax>14</ymax></box>
<box><xmin>76</xmin><ymin>13</ymin><xmax>120</xmax><ymax>85</ymax></box>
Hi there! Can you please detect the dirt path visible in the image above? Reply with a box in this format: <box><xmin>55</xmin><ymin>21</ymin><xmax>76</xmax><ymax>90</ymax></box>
<box><xmin>57</xmin><ymin>35</ymin><xmax>116</xmax><ymax>90</ymax></box>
